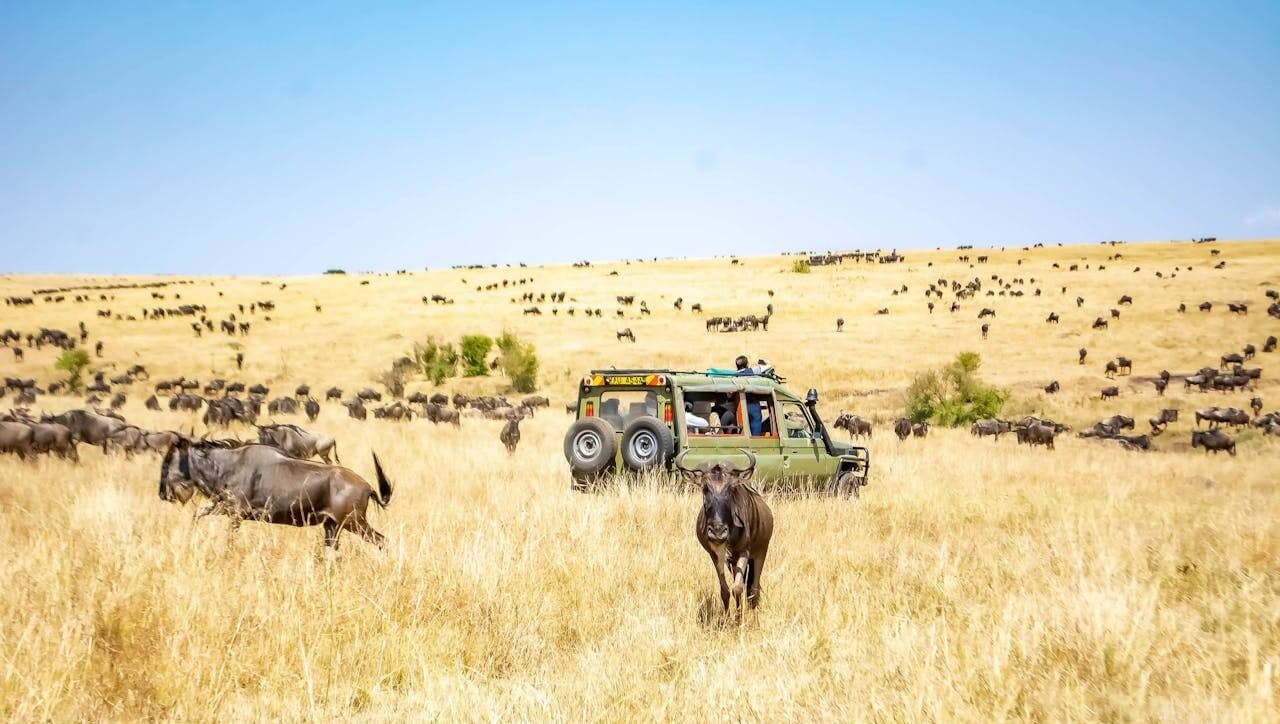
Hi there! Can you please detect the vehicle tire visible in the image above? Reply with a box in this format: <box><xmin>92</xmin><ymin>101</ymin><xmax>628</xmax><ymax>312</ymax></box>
<box><xmin>834</xmin><ymin>470</ymin><xmax>862</xmax><ymax>498</ymax></box>
<box><xmin>564</xmin><ymin>418</ymin><xmax>618</xmax><ymax>478</ymax></box>
<box><xmin>620</xmin><ymin>416</ymin><xmax>675</xmax><ymax>472</ymax></box>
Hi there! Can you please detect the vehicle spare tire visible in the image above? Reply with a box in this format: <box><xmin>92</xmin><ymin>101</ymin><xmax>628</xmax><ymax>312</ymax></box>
<box><xmin>620</xmin><ymin>416</ymin><xmax>675</xmax><ymax>472</ymax></box>
<box><xmin>564</xmin><ymin>417</ymin><xmax>618</xmax><ymax>477</ymax></box>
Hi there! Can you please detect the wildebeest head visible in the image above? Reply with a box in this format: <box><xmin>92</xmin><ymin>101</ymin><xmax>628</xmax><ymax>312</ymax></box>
<box><xmin>676</xmin><ymin>449</ymin><xmax>756</xmax><ymax>544</ymax></box>
<box><xmin>158</xmin><ymin>437</ymin><xmax>197</xmax><ymax>504</ymax></box>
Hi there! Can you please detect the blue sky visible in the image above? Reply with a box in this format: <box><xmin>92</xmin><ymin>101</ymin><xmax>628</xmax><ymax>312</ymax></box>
<box><xmin>2</xmin><ymin>2</ymin><xmax>1277</xmax><ymax>274</ymax></box>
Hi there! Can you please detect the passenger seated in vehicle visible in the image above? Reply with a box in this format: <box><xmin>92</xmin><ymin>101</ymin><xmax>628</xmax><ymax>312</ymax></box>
<box><xmin>600</xmin><ymin>398</ymin><xmax>623</xmax><ymax>428</ymax></box>
<box><xmin>712</xmin><ymin>398</ymin><xmax>738</xmax><ymax>432</ymax></box>
<box><xmin>684</xmin><ymin>402</ymin><xmax>708</xmax><ymax>431</ymax></box>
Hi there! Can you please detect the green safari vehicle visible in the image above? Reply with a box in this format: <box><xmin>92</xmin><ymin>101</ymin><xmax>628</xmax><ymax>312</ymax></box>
<box><xmin>562</xmin><ymin>368</ymin><xmax>870</xmax><ymax>495</ymax></box>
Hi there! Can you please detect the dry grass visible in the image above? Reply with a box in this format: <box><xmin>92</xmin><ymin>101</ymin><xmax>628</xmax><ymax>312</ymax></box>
<box><xmin>1</xmin><ymin>239</ymin><xmax>1278</xmax><ymax>721</ymax></box>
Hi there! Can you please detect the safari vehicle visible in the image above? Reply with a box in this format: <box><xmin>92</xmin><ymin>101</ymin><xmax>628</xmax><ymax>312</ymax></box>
<box><xmin>563</xmin><ymin>368</ymin><xmax>869</xmax><ymax>495</ymax></box>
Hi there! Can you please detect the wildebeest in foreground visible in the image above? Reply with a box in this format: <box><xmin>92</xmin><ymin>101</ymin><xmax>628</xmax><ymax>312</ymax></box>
<box><xmin>1148</xmin><ymin>409</ymin><xmax>1178</xmax><ymax>435</ymax></box>
<box><xmin>158</xmin><ymin>439</ymin><xmax>393</xmax><ymax>548</ymax></box>
<box><xmin>678</xmin><ymin>450</ymin><xmax>773</xmax><ymax>616</ymax></box>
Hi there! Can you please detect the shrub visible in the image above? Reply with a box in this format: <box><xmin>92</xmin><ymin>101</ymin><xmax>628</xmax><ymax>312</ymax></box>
<box><xmin>413</xmin><ymin>337</ymin><xmax>459</xmax><ymax>385</ymax></box>
<box><xmin>460</xmin><ymin>334</ymin><xmax>493</xmax><ymax>377</ymax></box>
<box><xmin>495</xmin><ymin>331</ymin><xmax>539</xmax><ymax>393</ymax></box>
<box><xmin>375</xmin><ymin>361</ymin><xmax>412</xmax><ymax>398</ymax></box>
<box><xmin>54</xmin><ymin>348</ymin><xmax>91</xmax><ymax>393</ymax></box>
<box><xmin>903</xmin><ymin>352</ymin><xmax>1007</xmax><ymax>426</ymax></box>
<box><xmin>791</xmin><ymin>259</ymin><xmax>811</xmax><ymax>274</ymax></box>
<box><xmin>323</xmin><ymin>269</ymin><xmax>346</xmax><ymax>275</ymax></box>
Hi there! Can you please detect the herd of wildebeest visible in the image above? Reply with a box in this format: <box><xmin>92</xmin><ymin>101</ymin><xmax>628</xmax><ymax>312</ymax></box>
<box><xmin>2</xmin><ymin>240</ymin><xmax>1278</xmax><ymax>615</ymax></box>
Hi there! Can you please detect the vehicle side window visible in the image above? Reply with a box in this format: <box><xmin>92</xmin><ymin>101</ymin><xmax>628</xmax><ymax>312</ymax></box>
<box><xmin>779</xmin><ymin>402</ymin><xmax>814</xmax><ymax>439</ymax></box>
<box><xmin>683</xmin><ymin>391</ymin><xmax>743</xmax><ymax>436</ymax></box>
<box><xmin>599</xmin><ymin>390</ymin><xmax>659</xmax><ymax>431</ymax></box>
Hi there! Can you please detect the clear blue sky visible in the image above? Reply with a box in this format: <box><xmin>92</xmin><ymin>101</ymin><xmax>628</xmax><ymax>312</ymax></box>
<box><xmin>2</xmin><ymin>2</ymin><xmax>1277</xmax><ymax>274</ymax></box>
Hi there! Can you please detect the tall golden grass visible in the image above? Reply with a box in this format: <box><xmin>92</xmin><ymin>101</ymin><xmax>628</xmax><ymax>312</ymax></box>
<box><xmin>1</xmin><ymin>239</ymin><xmax>1277</xmax><ymax>720</ymax></box>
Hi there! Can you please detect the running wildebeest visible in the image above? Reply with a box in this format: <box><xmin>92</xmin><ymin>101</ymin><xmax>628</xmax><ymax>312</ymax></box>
<box><xmin>1148</xmin><ymin>409</ymin><xmax>1178</xmax><ymax>435</ymax></box>
<box><xmin>325</xmin><ymin>387</ymin><xmax>343</xmax><ymax>401</ymax></box>
<box><xmin>1190</xmin><ymin>429</ymin><xmax>1235</xmax><ymax>456</ymax></box>
<box><xmin>1044</xmin><ymin>380</ymin><xmax>1060</xmax><ymax>394</ymax></box>
<box><xmin>304</xmin><ymin>397</ymin><xmax>320</xmax><ymax>422</ymax></box>
<box><xmin>1105</xmin><ymin>361</ymin><xmax>1118</xmax><ymax>378</ymax></box>
<box><xmin>678</xmin><ymin>450</ymin><xmax>773</xmax><ymax>616</ymax></box>
<box><xmin>1079</xmin><ymin>348</ymin><xmax>1087</xmax><ymax>365</ymax></box>
<box><xmin>1251</xmin><ymin>397</ymin><xmax>1263</xmax><ymax>417</ymax></box>
<box><xmin>1100</xmin><ymin>386</ymin><xmax>1119</xmax><ymax>399</ymax></box>
<box><xmin>1154</xmin><ymin>378</ymin><xmax>1168</xmax><ymax>395</ymax></box>
<box><xmin>257</xmin><ymin>423</ymin><xmax>340</xmax><ymax>464</ymax></box>
<box><xmin>0</xmin><ymin>421</ymin><xmax>34</xmax><ymax>459</ymax></box>
<box><xmin>158</xmin><ymin>439</ymin><xmax>393</xmax><ymax>548</ymax></box>
<box><xmin>343</xmin><ymin>399</ymin><xmax>367</xmax><ymax>420</ymax></box>
<box><xmin>41</xmin><ymin>409</ymin><xmax>127</xmax><ymax>453</ymax></box>
<box><xmin>912</xmin><ymin>422</ymin><xmax>929</xmax><ymax>438</ymax></box>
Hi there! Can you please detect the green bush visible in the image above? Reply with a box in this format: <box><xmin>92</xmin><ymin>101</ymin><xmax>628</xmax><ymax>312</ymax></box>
<box><xmin>495</xmin><ymin>331</ymin><xmax>539</xmax><ymax>393</ymax></box>
<box><xmin>903</xmin><ymin>352</ymin><xmax>1007</xmax><ymax>426</ymax></box>
<box><xmin>54</xmin><ymin>348</ymin><xmax>91</xmax><ymax>393</ymax></box>
<box><xmin>791</xmin><ymin>259</ymin><xmax>811</xmax><ymax>274</ymax></box>
<box><xmin>413</xmin><ymin>337</ymin><xmax>459</xmax><ymax>385</ymax></box>
<box><xmin>323</xmin><ymin>269</ymin><xmax>346</xmax><ymax>275</ymax></box>
<box><xmin>460</xmin><ymin>334</ymin><xmax>493</xmax><ymax>377</ymax></box>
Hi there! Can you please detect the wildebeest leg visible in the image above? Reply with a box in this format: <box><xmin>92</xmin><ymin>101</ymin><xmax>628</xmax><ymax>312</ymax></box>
<box><xmin>731</xmin><ymin>555</ymin><xmax>748</xmax><ymax>616</ymax></box>
<box><xmin>322</xmin><ymin>519</ymin><xmax>340</xmax><ymax>549</ymax></box>
<box><xmin>746</xmin><ymin>552</ymin><xmax>767</xmax><ymax>609</ymax></box>
<box><xmin>344</xmin><ymin>512</ymin><xmax>385</xmax><ymax>548</ymax></box>
<box><xmin>708</xmin><ymin>550</ymin><xmax>730</xmax><ymax>611</ymax></box>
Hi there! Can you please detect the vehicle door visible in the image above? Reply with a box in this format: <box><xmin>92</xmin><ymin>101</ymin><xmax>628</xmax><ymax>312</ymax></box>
<box><xmin>777</xmin><ymin>400</ymin><xmax>833</xmax><ymax>481</ymax></box>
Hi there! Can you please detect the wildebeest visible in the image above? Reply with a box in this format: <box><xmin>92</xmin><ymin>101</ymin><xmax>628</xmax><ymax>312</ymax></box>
<box><xmin>257</xmin><ymin>423</ymin><xmax>340</xmax><ymax>464</ymax></box>
<box><xmin>1116</xmin><ymin>356</ymin><xmax>1132</xmax><ymax>375</ymax></box>
<box><xmin>267</xmin><ymin>396</ymin><xmax>300</xmax><ymax>415</ymax></box>
<box><xmin>1092</xmin><ymin>317</ymin><xmax>1108</xmax><ymax>330</ymax></box>
<box><xmin>343</xmin><ymin>398</ymin><xmax>367</xmax><ymax>420</ymax></box>
<box><xmin>1100</xmin><ymin>386</ymin><xmax>1119</xmax><ymax>399</ymax></box>
<box><xmin>1190</xmin><ymin>429</ymin><xmax>1235</xmax><ymax>455</ymax></box>
<box><xmin>912</xmin><ymin>422</ymin><xmax>929</xmax><ymax>438</ymax></box>
<box><xmin>356</xmin><ymin>388</ymin><xmax>383</xmax><ymax>402</ymax></box>
<box><xmin>423</xmin><ymin>403</ymin><xmax>460</xmax><ymax>425</ymax></box>
<box><xmin>616</xmin><ymin>328</ymin><xmax>635</xmax><ymax>343</ymax></box>
<box><xmin>893</xmin><ymin>418</ymin><xmax>912</xmax><ymax>440</ymax></box>
<box><xmin>500</xmin><ymin>416</ymin><xmax>521</xmax><ymax>454</ymax></box>
<box><xmin>1043</xmin><ymin>380</ymin><xmax>1060</xmax><ymax>394</ymax></box>
<box><xmin>158</xmin><ymin>440</ymin><xmax>393</xmax><ymax>548</ymax></box>
<box><xmin>1079</xmin><ymin>348</ymin><xmax>1087</xmax><ymax>365</ymax></box>
<box><xmin>1195</xmin><ymin>407</ymin><xmax>1249</xmax><ymax>428</ymax></box>
<box><xmin>1251</xmin><ymin>397</ymin><xmax>1263</xmax><ymax>417</ymax></box>
<box><xmin>1148</xmin><ymin>409</ymin><xmax>1178</xmax><ymax>434</ymax></box>
<box><xmin>145</xmin><ymin>394</ymin><xmax>161</xmax><ymax>410</ymax></box>
<box><xmin>833</xmin><ymin>413</ymin><xmax>871</xmax><ymax>438</ymax></box>
<box><xmin>1153</xmin><ymin>378</ymin><xmax>1168</xmax><ymax>395</ymax></box>
<box><xmin>1101</xmin><ymin>415</ymin><xmax>1135</xmax><ymax>431</ymax></box>
<box><xmin>678</xmin><ymin>450</ymin><xmax>773</xmax><ymax>616</ymax></box>
<box><xmin>1265</xmin><ymin>336</ymin><xmax>1277</xmax><ymax>353</ymax></box>
<box><xmin>295</xmin><ymin>384</ymin><xmax>310</xmax><ymax>398</ymax></box>
<box><xmin>1105</xmin><ymin>361</ymin><xmax>1118</xmax><ymax>378</ymax></box>
<box><xmin>970</xmin><ymin>418</ymin><xmax>1012</xmax><ymax>439</ymax></box>
<box><xmin>1023</xmin><ymin>423</ymin><xmax>1057</xmax><ymax>449</ymax></box>
<box><xmin>326</xmin><ymin>387</ymin><xmax>343</xmax><ymax>401</ymax></box>
<box><xmin>0</xmin><ymin>421</ymin><xmax>35</xmax><ymax>459</ymax></box>
<box><xmin>40</xmin><ymin>409</ymin><xmax>127</xmax><ymax>453</ymax></box>
<box><xmin>304</xmin><ymin>397</ymin><xmax>320</xmax><ymax>422</ymax></box>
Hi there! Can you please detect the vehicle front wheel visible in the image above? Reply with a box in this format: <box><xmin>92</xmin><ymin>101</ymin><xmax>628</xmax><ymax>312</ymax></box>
<box><xmin>834</xmin><ymin>470</ymin><xmax>863</xmax><ymax>498</ymax></box>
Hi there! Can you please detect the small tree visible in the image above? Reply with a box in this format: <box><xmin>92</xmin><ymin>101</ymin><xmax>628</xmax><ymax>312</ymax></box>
<box><xmin>55</xmin><ymin>348</ymin><xmax>91</xmax><ymax>393</ymax></box>
<box><xmin>904</xmin><ymin>351</ymin><xmax>1007</xmax><ymax>426</ymax></box>
<box><xmin>460</xmin><ymin>334</ymin><xmax>493</xmax><ymax>377</ymax></box>
<box><xmin>495</xmin><ymin>331</ymin><xmax>539</xmax><ymax>393</ymax></box>
<box><xmin>413</xmin><ymin>337</ymin><xmax>459</xmax><ymax>385</ymax></box>
<box><xmin>791</xmin><ymin>259</ymin><xmax>811</xmax><ymax>274</ymax></box>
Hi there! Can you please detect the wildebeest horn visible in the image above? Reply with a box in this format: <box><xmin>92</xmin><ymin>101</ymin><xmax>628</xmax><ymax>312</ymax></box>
<box><xmin>672</xmin><ymin>449</ymin><xmax>691</xmax><ymax>472</ymax></box>
<box><xmin>734</xmin><ymin>448</ymin><xmax>757</xmax><ymax>474</ymax></box>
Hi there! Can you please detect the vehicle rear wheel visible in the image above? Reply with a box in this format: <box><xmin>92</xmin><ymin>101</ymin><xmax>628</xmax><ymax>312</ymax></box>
<box><xmin>564</xmin><ymin>418</ymin><xmax>617</xmax><ymax>478</ymax></box>
<box><xmin>834</xmin><ymin>470</ymin><xmax>862</xmax><ymax>498</ymax></box>
<box><xmin>620</xmin><ymin>416</ymin><xmax>674</xmax><ymax>472</ymax></box>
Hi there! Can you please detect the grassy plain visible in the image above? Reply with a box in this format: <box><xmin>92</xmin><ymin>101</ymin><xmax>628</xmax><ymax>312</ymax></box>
<box><xmin>1</xmin><ymin>239</ymin><xmax>1277</xmax><ymax>721</ymax></box>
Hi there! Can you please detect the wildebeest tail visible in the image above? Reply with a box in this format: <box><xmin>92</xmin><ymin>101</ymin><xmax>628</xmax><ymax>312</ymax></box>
<box><xmin>371</xmin><ymin>452</ymin><xmax>393</xmax><ymax>507</ymax></box>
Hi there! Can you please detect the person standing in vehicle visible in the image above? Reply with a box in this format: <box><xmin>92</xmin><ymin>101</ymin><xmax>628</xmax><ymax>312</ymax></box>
<box><xmin>733</xmin><ymin>356</ymin><xmax>764</xmax><ymax>435</ymax></box>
